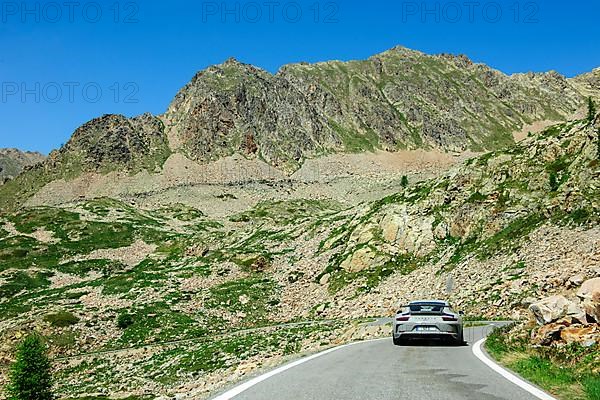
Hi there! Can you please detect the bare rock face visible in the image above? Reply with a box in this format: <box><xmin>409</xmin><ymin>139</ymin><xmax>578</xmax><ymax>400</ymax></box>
<box><xmin>0</xmin><ymin>113</ymin><xmax>172</xmax><ymax>210</ymax></box>
<box><xmin>533</xmin><ymin>321</ymin><xmax>568</xmax><ymax>345</ymax></box>
<box><xmin>1</xmin><ymin>46</ymin><xmax>597</xmax><ymax>210</ymax></box>
<box><xmin>570</xmin><ymin>68</ymin><xmax>600</xmax><ymax>101</ymax></box>
<box><xmin>378</xmin><ymin>208</ymin><xmax>436</xmax><ymax>257</ymax></box>
<box><xmin>340</xmin><ymin>247</ymin><xmax>383</xmax><ymax>273</ymax></box>
<box><xmin>164</xmin><ymin>58</ymin><xmax>337</xmax><ymax>171</ymax></box>
<box><xmin>533</xmin><ymin>321</ymin><xmax>599</xmax><ymax>346</ymax></box>
<box><xmin>165</xmin><ymin>47</ymin><xmax>587</xmax><ymax>171</ymax></box>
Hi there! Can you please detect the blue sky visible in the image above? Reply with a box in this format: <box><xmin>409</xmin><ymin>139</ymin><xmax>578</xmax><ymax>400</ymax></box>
<box><xmin>1</xmin><ymin>0</ymin><xmax>599</xmax><ymax>153</ymax></box>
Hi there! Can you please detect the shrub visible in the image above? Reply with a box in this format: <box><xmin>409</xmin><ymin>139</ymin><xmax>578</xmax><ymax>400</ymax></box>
<box><xmin>400</xmin><ymin>175</ymin><xmax>409</xmax><ymax>187</ymax></box>
<box><xmin>549</xmin><ymin>172</ymin><xmax>559</xmax><ymax>192</ymax></box>
<box><xmin>249</xmin><ymin>256</ymin><xmax>270</xmax><ymax>272</ymax></box>
<box><xmin>588</xmin><ymin>97</ymin><xmax>596</xmax><ymax>123</ymax></box>
<box><xmin>467</xmin><ymin>191</ymin><xmax>488</xmax><ymax>203</ymax></box>
<box><xmin>43</xmin><ymin>311</ymin><xmax>79</xmax><ymax>328</ymax></box>
<box><xmin>116</xmin><ymin>313</ymin><xmax>134</xmax><ymax>329</ymax></box>
<box><xmin>6</xmin><ymin>335</ymin><xmax>53</xmax><ymax>400</ymax></box>
<box><xmin>567</xmin><ymin>208</ymin><xmax>590</xmax><ymax>225</ymax></box>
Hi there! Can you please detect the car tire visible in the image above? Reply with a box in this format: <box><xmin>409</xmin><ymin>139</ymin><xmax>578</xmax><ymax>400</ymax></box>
<box><xmin>455</xmin><ymin>331</ymin><xmax>464</xmax><ymax>346</ymax></box>
<box><xmin>393</xmin><ymin>336</ymin><xmax>407</xmax><ymax>346</ymax></box>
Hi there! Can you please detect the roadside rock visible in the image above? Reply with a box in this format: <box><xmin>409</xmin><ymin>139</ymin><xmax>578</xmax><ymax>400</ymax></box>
<box><xmin>577</xmin><ymin>278</ymin><xmax>600</xmax><ymax>323</ymax></box>
<box><xmin>529</xmin><ymin>295</ymin><xmax>572</xmax><ymax>325</ymax></box>
<box><xmin>521</xmin><ymin>297</ymin><xmax>537</xmax><ymax>308</ymax></box>
<box><xmin>533</xmin><ymin>322</ymin><xmax>567</xmax><ymax>345</ymax></box>
<box><xmin>560</xmin><ymin>325</ymin><xmax>599</xmax><ymax>345</ymax></box>
<box><xmin>566</xmin><ymin>273</ymin><xmax>586</xmax><ymax>288</ymax></box>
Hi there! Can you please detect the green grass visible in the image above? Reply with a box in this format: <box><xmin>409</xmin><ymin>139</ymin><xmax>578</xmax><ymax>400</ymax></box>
<box><xmin>447</xmin><ymin>213</ymin><xmax>546</xmax><ymax>268</ymax></box>
<box><xmin>0</xmin><ymin>270</ymin><xmax>52</xmax><ymax>297</ymax></box>
<box><xmin>154</xmin><ymin>203</ymin><xmax>205</xmax><ymax>221</ymax></box>
<box><xmin>44</xmin><ymin>311</ymin><xmax>80</xmax><ymax>327</ymax></box>
<box><xmin>563</xmin><ymin>208</ymin><xmax>595</xmax><ymax>226</ymax></box>
<box><xmin>329</xmin><ymin>119</ymin><xmax>380</xmax><ymax>153</ymax></box>
<box><xmin>46</xmin><ymin>331</ymin><xmax>78</xmax><ymax>349</ymax></box>
<box><xmin>139</xmin><ymin>322</ymin><xmax>344</xmax><ymax>385</ymax></box>
<box><xmin>56</xmin><ymin>259</ymin><xmax>118</xmax><ymax>276</ymax></box>
<box><xmin>0</xmin><ymin>206</ymin><xmax>142</xmax><ymax>273</ymax></box>
<box><xmin>467</xmin><ymin>191</ymin><xmax>488</xmax><ymax>203</ymax></box>
<box><xmin>486</xmin><ymin>325</ymin><xmax>600</xmax><ymax>400</ymax></box>
<box><xmin>319</xmin><ymin>250</ymin><xmax>419</xmax><ymax>294</ymax></box>
<box><xmin>115</xmin><ymin>303</ymin><xmax>210</xmax><ymax>347</ymax></box>
<box><xmin>206</xmin><ymin>277</ymin><xmax>279</xmax><ymax>326</ymax></box>
<box><xmin>230</xmin><ymin>199</ymin><xmax>342</xmax><ymax>225</ymax></box>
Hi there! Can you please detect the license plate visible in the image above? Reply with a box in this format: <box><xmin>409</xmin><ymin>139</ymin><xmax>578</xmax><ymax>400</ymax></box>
<box><xmin>415</xmin><ymin>326</ymin><xmax>438</xmax><ymax>332</ymax></box>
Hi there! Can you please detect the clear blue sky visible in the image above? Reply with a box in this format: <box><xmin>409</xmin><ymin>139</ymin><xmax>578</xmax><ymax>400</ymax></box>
<box><xmin>1</xmin><ymin>0</ymin><xmax>599</xmax><ymax>153</ymax></box>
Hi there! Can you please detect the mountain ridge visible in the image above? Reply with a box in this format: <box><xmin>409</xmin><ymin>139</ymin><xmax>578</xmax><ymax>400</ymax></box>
<box><xmin>1</xmin><ymin>46</ymin><xmax>599</xmax><ymax>210</ymax></box>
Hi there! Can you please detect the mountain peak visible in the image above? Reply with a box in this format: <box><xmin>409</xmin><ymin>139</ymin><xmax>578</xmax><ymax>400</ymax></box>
<box><xmin>223</xmin><ymin>56</ymin><xmax>242</xmax><ymax>65</ymax></box>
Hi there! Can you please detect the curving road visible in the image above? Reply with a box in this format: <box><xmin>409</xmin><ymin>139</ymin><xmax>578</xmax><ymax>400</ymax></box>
<box><xmin>211</xmin><ymin>324</ymin><xmax>550</xmax><ymax>400</ymax></box>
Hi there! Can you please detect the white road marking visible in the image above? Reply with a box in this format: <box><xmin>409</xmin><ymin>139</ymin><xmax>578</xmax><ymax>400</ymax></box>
<box><xmin>472</xmin><ymin>338</ymin><xmax>558</xmax><ymax>400</ymax></box>
<box><xmin>211</xmin><ymin>338</ymin><xmax>388</xmax><ymax>400</ymax></box>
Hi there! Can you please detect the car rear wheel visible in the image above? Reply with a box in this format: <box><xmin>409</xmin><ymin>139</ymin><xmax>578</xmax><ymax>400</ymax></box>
<box><xmin>393</xmin><ymin>336</ymin><xmax>406</xmax><ymax>346</ymax></box>
<box><xmin>454</xmin><ymin>331</ymin><xmax>464</xmax><ymax>346</ymax></box>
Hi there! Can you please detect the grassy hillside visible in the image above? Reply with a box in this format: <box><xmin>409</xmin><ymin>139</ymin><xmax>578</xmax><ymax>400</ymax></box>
<box><xmin>0</xmin><ymin>115</ymin><xmax>598</xmax><ymax>399</ymax></box>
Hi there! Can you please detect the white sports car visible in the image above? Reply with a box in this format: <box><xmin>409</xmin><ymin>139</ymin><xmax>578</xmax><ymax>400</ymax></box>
<box><xmin>393</xmin><ymin>300</ymin><xmax>464</xmax><ymax>345</ymax></box>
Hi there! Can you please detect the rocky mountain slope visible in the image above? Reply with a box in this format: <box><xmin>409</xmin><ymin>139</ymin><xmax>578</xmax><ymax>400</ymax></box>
<box><xmin>1</xmin><ymin>113</ymin><xmax>598</xmax><ymax>399</ymax></box>
<box><xmin>1</xmin><ymin>46</ymin><xmax>597</xmax><ymax>210</ymax></box>
<box><xmin>166</xmin><ymin>47</ymin><xmax>587</xmax><ymax>170</ymax></box>
<box><xmin>0</xmin><ymin>148</ymin><xmax>45</xmax><ymax>184</ymax></box>
<box><xmin>571</xmin><ymin>67</ymin><xmax>600</xmax><ymax>100</ymax></box>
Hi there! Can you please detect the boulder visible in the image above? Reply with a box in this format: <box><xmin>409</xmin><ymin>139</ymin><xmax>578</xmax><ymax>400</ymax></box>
<box><xmin>533</xmin><ymin>322</ymin><xmax>566</xmax><ymax>345</ymax></box>
<box><xmin>521</xmin><ymin>297</ymin><xmax>537</xmax><ymax>308</ymax></box>
<box><xmin>577</xmin><ymin>278</ymin><xmax>600</xmax><ymax>299</ymax></box>
<box><xmin>378</xmin><ymin>209</ymin><xmax>436</xmax><ymax>256</ymax></box>
<box><xmin>528</xmin><ymin>295</ymin><xmax>585</xmax><ymax>325</ymax></box>
<box><xmin>577</xmin><ymin>278</ymin><xmax>600</xmax><ymax>323</ymax></box>
<box><xmin>380</xmin><ymin>213</ymin><xmax>401</xmax><ymax>242</ymax></box>
<box><xmin>560</xmin><ymin>325</ymin><xmax>598</xmax><ymax>344</ymax></box>
<box><xmin>566</xmin><ymin>301</ymin><xmax>588</xmax><ymax>324</ymax></box>
<box><xmin>583</xmin><ymin>295</ymin><xmax>600</xmax><ymax>323</ymax></box>
<box><xmin>567</xmin><ymin>273</ymin><xmax>585</xmax><ymax>288</ymax></box>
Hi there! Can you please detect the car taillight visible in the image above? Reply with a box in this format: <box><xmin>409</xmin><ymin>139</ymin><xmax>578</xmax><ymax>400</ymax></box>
<box><xmin>396</xmin><ymin>316</ymin><xmax>410</xmax><ymax>321</ymax></box>
<box><xmin>442</xmin><ymin>314</ymin><xmax>457</xmax><ymax>321</ymax></box>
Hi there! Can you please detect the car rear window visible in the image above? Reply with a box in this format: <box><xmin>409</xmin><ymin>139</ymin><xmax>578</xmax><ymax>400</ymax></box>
<box><xmin>409</xmin><ymin>303</ymin><xmax>445</xmax><ymax>314</ymax></box>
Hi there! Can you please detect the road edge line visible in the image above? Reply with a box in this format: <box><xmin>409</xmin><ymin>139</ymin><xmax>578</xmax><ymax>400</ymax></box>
<box><xmin>211</xmin><ymin>337</ymin><xmax>388</xmax><ymax>400</ymax></box>
<box><xmin>472</xmin><ymin>338</ymin><xmax>558</xmax><ymax>400</ymax></box>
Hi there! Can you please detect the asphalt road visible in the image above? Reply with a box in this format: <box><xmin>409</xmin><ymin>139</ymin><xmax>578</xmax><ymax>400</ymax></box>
<box><xmin>213</xmin><ymin>324</ymin><xmax>544</xmax><ymax>400</ymax></box>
